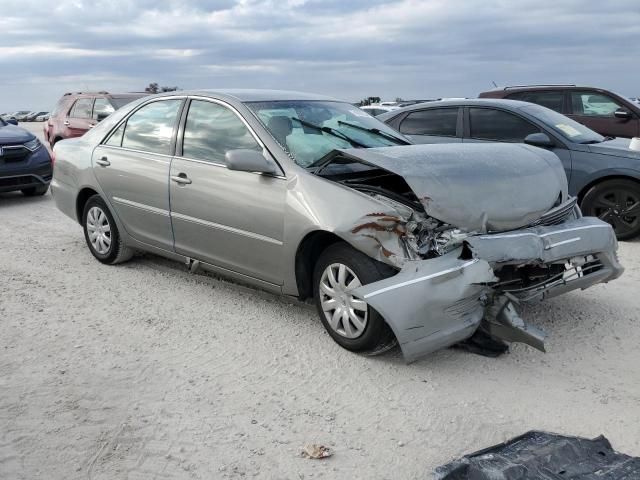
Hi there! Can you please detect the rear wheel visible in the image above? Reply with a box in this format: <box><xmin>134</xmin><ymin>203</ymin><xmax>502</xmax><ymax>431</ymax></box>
<box><xmin>21</xmin><ymin>184</ymin><xmax>49</xmax><ymax>196</ymax></box>
<box><xmin>82</xmin><ymin>195</ymin><xmax>133</xmax><ymax>264</ymax></box>
<box><xmin>581</xmin><ymin>179</ymin><xmax>640</xmax><ymax>240</ymax></box>
<box><xmin>312</xmin><ymin>242</ymin><xmax>397</xmax><ymax>355</ymax></box>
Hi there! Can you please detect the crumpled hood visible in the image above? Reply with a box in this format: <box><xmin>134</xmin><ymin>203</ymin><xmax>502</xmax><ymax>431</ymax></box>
<box><xmin>587</xmin><ymin>140</ymin><xmax>640</xmax><ymax>160</ymax></box>
<box><xmin>0</xmin><ymin>124</ymin><xmax>34</xmax><ymax>145</ymax></box>
<box><xmin>340</xmin><ymin>143</ymin><xmax>568</xmax><ymax>232</ymax></box>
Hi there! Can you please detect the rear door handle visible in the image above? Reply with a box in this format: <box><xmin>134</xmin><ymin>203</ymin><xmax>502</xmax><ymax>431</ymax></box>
<box><xmin>95</xmin><ymin>157</ymin><xmax>110</xmax><ymax>167</ymax></box>
<box><xmin>171</xmin><ymin>173</ymin><xmax>192</xmax><ymax>185</ymax></box>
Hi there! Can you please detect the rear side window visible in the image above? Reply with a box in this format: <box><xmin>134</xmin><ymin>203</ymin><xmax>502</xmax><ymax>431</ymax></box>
<box><xmin>570</xmin><ymin>92</ymin><xmax>622</xmax><ymax>117</ymax></box>
<box><xmin>508</xmin><ymin>91</ymin><xmax>564</xmax><ymax>113</ymax></box>
<box><xmin>105</xmin><ymin>123</ymin><xmax>125</xmax><ymax>147</ymax></box>
<box><xmin>399</xmin><ymin>108</ymin><xmax>458</xmax><ymax>136</ymax></box>
<box><xmin>70</xmin><ymin>98</ymin><xmax>94</xmax><ymax>119</ymax></box>
<box><xmin>182</xmin><ymin>100</ymin><xmax>261</xmax><ymax>164</ymax></box>
<box><xmin>469</xmin><ymin>108</ymin><xmax>540</xmax><ymax>142</ymax></box>
<box><xmin>93</xmin><ymin>98</ymin><xmax>115</xmax><ymax>120</ymax></box>
<box><xmin>51</xmin><ymin>98</ymin><xmax>68</xmax><ymax>116</ymax></box>
<box><xmin>121</xmin><ymin>100</ymin><xmax>182</xmax><ymax>155</ymax></box>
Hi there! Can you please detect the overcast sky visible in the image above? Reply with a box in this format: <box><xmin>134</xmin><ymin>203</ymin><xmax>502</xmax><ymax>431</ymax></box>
<box><xmin>1</xmin><ymin>0</ymin><xmax>639</xmax><ymax>111</ymax></box>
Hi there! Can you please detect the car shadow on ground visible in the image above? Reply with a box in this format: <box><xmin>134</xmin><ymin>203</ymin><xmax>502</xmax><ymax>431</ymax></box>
<box><xmin>0</xmin><ymin>191</ymin><xmax>51</xmax><ymax>207</ymax></box>
<box><xmin>132</xmin><ymin>248</ymin><xmax>626</xmax><ymax>369</ymax></box>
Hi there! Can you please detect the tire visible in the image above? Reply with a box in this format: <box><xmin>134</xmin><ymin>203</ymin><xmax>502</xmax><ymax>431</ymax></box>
<box><xmin>312</xmin><ymin>242</ymin><xmax>397</xmax><ymax>355</ymax></box>
<box><xmin>21</xmin><ymin>184</ymin><xmax>49</xmax><ymax>196</ymax></box>
<box><xmin>82</xmin><ymin>195</ymin><xmax>133</xmax><ymax>264</ymax></box>
<box><xmin>581</xmin><ymin>179</ymin><xmax>640</xmax><ymax>241</ymax></box>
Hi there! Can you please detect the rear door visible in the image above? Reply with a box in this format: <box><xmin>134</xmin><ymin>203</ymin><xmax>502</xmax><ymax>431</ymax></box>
<box><xmin>66</xmin><ymin>98</ymin><xmax>95</xmax><ymax>138</ymax></box>
<box><xmin>568</xmin><ymin>91</ymin><xmax>638</xmax><ymax>138</ymax></box>
<box><xmin>169</xmin><ymin>98</ymin><xmax>286</xmax><ymax>285</ymax></box>
<box><xmin>396</xmin><ymin>107</ymin><xmax>462</xmax><ymax>144</ymax></box>
<box><xmin>92</xmin><ymin>97</ymin><xmax>115</xmax><ymax>123</ymax></box>
<box><xmin>463</xmin><ymin>106</ymin><xmax>574</xmax><ymax>182</ymax></box>
<box><xmin>92</xmin><ymin>98</ymin><xmax>184</xmax><ymax>250</ymax></box>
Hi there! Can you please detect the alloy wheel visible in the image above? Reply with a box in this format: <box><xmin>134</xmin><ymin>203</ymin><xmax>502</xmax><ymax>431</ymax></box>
<box><xmin>86</xmin><ymin>206</ymin><xmax>112</xmax><ymax>255</ymax></box>
<box><xmin>592</xmin><ymin>189</ymin><xmax>640</xmax><ymax>237</ymax></box>
<box><xmin>319</xmin><ymin>263</ymin><xmax>368</xmax><ymax>339</ymax></box>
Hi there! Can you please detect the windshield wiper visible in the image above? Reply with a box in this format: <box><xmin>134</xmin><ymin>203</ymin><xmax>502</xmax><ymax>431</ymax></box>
<box><xmin>337</xmin><ymin>120</ymin><xmax>411</xmax><ymax>145</ymax></box>
<box><xmin>290</xmin><ymin>117</ymin><xmax>367</xmax><ymax>148</ymax></box>
<box><xmin>579</xmin><ymin>139</ymin><xmax>603</xmax><ymax>144</ymax></box>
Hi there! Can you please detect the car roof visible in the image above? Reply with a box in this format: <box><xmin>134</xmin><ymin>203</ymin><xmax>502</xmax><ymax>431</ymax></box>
<box><xmin>384</xmin><ymin>98</ymin><xmax>532</xmax><ymax>114</ymax></box>
<box><xmin>154</xmin><ymin>89</ymin><xmax>340</xmax><ymax>103</ymax></box>
<box><xmin>482</xmin><ymin>85</ymin><xmax>608</xmax><ymax>94</ymax></box>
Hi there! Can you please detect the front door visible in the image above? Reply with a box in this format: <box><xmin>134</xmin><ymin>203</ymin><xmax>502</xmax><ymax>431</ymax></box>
<box><xmin>462</xmin><ymin>106</ymin><xmax>573</xmax><ymax>183</ymax></box>
<box><xmin>169</xmin><ymin>98</ymin><xmax>286</xmax><ymax>285</ymax></box>
<box><xmin>66</xmin><ymin>98</ymin><xmax>95</xmax><ymax>138</ymax></box>
<box><xmin>568</xmin><ymin>91</ymin><xmax>638</xmax><ymax>138</ymax></box>
<box><xmin>92</xmin><ymin>98</ymin><xmax>184</xmax><ymax>250</ymax></box>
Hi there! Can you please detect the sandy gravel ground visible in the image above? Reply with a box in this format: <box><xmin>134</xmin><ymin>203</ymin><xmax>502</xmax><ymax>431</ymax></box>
<box><xmin>1</xmin><ymin>123</ymin><xmax>639</xmax><ymax>479</ymax></box>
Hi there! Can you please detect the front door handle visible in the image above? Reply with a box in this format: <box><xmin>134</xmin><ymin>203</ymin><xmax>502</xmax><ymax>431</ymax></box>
<box><xmin>63</xmin><ymin>120</ymin><xmax>70</xmax><ymax>126</ymax></box>
<box><xmin>171</xmin><ymin>173</ymin><xmax>192</xmax><ymax>185</ymax></box>
<box><xmin>95</xmin><ymin>157</ymin><xmax>110</xmax><ymax>167</ymax></box>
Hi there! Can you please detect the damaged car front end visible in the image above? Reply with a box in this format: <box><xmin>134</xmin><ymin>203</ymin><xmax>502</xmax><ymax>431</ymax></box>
<box><xmin>311</xmin><ymin>143</ymin><xmax>623</xmax><ymax>362</ymax></box>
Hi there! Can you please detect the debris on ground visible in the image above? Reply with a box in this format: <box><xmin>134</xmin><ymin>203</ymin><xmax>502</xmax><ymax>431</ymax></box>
<box><xmin>301</xmin><ymin>444</ymin><xmax>333</xmax><ymax>459</ymax></box>
<box><xmin>434</xmin><ymin>430</ymin><xmax>640</xmax><ymax>479</ymax></box>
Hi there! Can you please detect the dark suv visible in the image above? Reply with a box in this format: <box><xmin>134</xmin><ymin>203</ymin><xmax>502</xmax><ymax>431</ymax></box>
<box><xmin>479</xmin><ymin>85</ymin><xmax>640</xmax><ymax>138</ymax></box>
<box><xmin>0</xmin><ymin>117</ymin><xmax>52</xmax><ymax>196</ymax></box>
<box><xmin>44</xmin><ymin>91</ymin><xmax>146</xmax><ymax>147</ymax></box>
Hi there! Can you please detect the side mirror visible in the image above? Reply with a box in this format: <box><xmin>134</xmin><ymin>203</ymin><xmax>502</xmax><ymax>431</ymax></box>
<box><xmin>6</xmin><ymin>118</ymin><xmax>18</xmax><ymax>125</ymax></box>
<box><xmin>524</xmin><ymin>132</ymin><xmax>555</xmax><ymax>148</ymax></box>
<box><xmin>225</xmin><ymin>149</ymin><xmax>277</xmax><ymax>175</ymax></box>
<box><xmin>96</xmin><ymin>112</ymin><xmax>110</xmax><ymax>122</ymax></box>
<box><xmin>614</xmin><ymin>108</ymin><xmax>632</xmax><ymax>120</ymax></box>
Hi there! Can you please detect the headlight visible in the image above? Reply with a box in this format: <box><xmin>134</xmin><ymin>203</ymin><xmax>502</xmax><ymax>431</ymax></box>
<box><xmin>24</xmin><ymin>138</ymin><xmax>41</xmax><ymax>152</ymax></box>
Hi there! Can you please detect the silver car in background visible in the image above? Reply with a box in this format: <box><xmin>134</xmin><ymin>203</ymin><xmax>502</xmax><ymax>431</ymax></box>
<box><xmin>51</xmin><ymin>90</ymin><xmax>623</xmax><ymax>362</ymax></box>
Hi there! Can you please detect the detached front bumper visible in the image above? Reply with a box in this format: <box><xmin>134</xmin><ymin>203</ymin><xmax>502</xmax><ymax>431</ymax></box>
<box><xmin>352</xmin><ymin>216</ymin><xmax>622</xmax><ymax>363</ymax></box>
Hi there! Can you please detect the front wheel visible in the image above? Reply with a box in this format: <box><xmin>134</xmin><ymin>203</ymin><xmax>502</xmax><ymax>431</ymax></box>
<box><xmin>82</xmin><ymin>195</ymin><xmax>133</xmax><ymax>264</ymax></box>
<box><xmin>581</xmin><ymin>179</ymin><xmax>640</xmax><ymax>240</ymax></box>
<box><xmin>312</xmin><ymin>242</ymin><xmax>397</xmax><ymax>355</ymax></box>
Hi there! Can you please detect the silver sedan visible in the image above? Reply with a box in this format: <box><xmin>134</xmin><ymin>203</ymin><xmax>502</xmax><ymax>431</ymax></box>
<box><xmin>51</xmin><ymin>89</ymin><xmax>623</xmax><ymax>362</ymax></box>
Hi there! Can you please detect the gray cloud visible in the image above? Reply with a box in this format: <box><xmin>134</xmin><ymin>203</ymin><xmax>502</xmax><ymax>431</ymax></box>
<box><xmin>1</xmin><ymin>0</ymin><xmax>639</xmax><ymax>110</ymax></box>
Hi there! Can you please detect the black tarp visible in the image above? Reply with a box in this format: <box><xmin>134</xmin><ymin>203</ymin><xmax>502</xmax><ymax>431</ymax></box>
<box><xmin>434</xmin><ymin>431</ymin><xmax>640</xmax><ymax>479</ymax></box>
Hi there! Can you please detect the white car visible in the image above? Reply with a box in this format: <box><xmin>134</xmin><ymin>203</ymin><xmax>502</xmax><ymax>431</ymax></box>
<box><xmin>360</xmin><ymin>105</ymin><xmax>399</xmax><ymax>116</ymax></box>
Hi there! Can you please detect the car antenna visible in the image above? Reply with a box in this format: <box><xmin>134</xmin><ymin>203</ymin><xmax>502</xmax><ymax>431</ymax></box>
<box><xmin>492</xmin><ymin>80</ymin><xmax>498</xmax><ymax>88</ymax></box>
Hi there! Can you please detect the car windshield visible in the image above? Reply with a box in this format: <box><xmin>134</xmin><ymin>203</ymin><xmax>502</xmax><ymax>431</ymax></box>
<box><xmin>246</xmin><ymin>100</ymin><xmax>408</xmax><ymax>167</ymax></box>
<box><xmin>520</xmin><ymin>104</ymin><xmax>605</xmax><ymax>144</ymax></box>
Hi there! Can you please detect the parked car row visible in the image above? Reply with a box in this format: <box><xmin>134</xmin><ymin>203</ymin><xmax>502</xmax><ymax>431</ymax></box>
<box><xmin>480</xmin><ymin>84</ymin><xmax>640</xmax><ymax>139</ymax></box>
<box><xmin>379</xmin><ymin>98</ymin><xmax>640</xmax><ymax>240</ymax></box>
<box><xmin>1</xmin><ymin>111</ymin><xmax>49</xmax><ymax>122</ymax></box>
<box><xmin>2</xmin><ymin>84</ymin><xmax>634</xmax><ymax>363</ymax></box>
<box><xmin>48</xmin><ymin>89</ymin><xmax>623</xmax><ymax>363</ymax></box>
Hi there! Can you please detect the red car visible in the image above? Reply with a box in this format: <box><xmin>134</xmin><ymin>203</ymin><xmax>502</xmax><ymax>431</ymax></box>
<box><xmin>44</xmin><ymin>91</ymin><xmax>146</xmax><ymax>147</ymax></box>
<box><xmin>479</xmin><ymin>85</ymin><xmax>640</xmax><ymax>139</ymax></box>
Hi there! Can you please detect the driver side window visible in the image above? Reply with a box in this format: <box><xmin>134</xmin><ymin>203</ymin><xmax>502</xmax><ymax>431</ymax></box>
<box><xmin>571</xmin><ymin>92</ymin><xmax>622</xmax><ymax>117</ymax></box>
<box><xmin>182</xmin><ymin>100</ymin><xmax>262</xmax><ymax>165</ymax></box>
